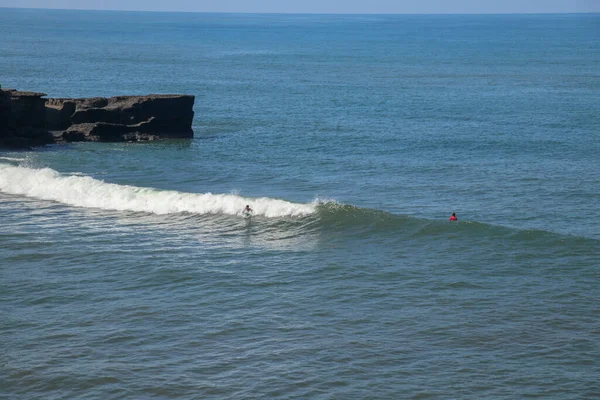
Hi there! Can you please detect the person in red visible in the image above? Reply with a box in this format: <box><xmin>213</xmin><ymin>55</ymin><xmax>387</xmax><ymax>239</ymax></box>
<box><xmin>449</xmin><ymin>212</ymin><xmax>457</xmax><ymax>221</ymax></box>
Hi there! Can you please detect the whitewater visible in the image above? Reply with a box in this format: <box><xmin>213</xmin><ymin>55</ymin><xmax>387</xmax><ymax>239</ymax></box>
<box><xmin>0</xmin><ymin>163</ymin><xmax>316</xmax><ymax>217</ymax></box>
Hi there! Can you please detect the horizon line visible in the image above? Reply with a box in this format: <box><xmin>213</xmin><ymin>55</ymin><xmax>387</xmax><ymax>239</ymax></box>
<box><xmin>2</xmin><ymin>6</ymin><xmax>599</xmax><ymax>16</ymax></box>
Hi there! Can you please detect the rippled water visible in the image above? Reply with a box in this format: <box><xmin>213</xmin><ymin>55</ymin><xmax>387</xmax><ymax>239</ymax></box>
<box><xmin>1</xmin><ymin>9</ymin><xmax>600</xmax><ymax>399</ymax></box>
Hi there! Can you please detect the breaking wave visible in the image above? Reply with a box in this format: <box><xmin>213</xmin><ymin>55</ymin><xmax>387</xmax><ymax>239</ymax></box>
<box><xmin>0</xmin><ymin>163</ymin><xmax>315</xmax><ymax>218</ymax></box>
<box><xmin>1</xmin><ymin>163</ymin><xmax>597</xmax><ymax>248</ymax></box>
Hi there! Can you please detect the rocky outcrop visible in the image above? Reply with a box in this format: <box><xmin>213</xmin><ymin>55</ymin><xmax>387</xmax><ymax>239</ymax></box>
<box><xmin>0</xmin><ymin>88</ymin><xmax>195</xmax><ymax>149</ymax></box>
<box><xmin>0</xmin><ymin>90</ymin><xmax>54</xmax><ymax>149</ymax></box>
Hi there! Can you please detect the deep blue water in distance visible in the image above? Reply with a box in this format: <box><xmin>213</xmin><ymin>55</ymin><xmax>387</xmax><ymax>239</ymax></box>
<box><xmin>1</xmin><ymin>8</ymin><xmax>600</xmax><ymax>399</ymax></box>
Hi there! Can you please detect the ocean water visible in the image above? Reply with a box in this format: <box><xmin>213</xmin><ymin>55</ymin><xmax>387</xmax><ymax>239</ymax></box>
<box><xmin>1</xmin><ymin>8</ymin><xmax>600</xmax><ymax>399</ymax></box>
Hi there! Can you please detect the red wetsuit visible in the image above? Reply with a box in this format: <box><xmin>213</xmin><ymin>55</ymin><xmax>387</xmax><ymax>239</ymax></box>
<box><xmin>449</xmin><ymin>215</ymin><xmax>457</xmax><ymax>221</ymax></box>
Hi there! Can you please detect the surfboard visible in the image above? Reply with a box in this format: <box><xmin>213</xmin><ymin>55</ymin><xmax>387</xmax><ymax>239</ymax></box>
<box><xmin>243</xmin><ymin>211</ymin><xmax>252</xmax><ymax>218</ymax></box>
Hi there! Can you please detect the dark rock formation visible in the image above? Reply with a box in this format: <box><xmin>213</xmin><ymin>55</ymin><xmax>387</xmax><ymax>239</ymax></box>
<box><xmin>0</xmin><ymin>88</ymin><xmax>195</xmax><ymax>149</ymax></box>
<box><xmin>0</xmin><ymin>90</ymin><xmax>54</xmax><ymax>149</ymax></box>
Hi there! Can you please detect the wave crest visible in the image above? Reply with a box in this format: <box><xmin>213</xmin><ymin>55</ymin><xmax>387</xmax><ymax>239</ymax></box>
<box><xmin>0</xmin><ymin>163</ymin><xmax>315</xmax><ymax>217</ymax></box>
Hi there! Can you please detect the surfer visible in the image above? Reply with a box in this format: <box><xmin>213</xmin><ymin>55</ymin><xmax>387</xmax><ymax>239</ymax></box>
<box><xmin>243</xmin><ymin>205</ymin><xmax>253</xmax><ymax>214</ymax></box>
<box><xmin>449</xmin><ymin>212</ymin><xmax>457</xmax><ymax>221</ymax></box>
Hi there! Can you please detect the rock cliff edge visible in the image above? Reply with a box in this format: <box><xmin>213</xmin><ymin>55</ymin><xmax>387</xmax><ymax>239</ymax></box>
<box><xmin>0</xmin><ymin>88</ymin><xmax>195</xmax><ymax>149</ymax></box>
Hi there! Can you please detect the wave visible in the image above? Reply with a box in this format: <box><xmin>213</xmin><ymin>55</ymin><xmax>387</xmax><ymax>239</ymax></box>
<box><xmin>311</xmin><ymin>202</ymin><xmax>599</xmax><ymax>245</ymax></box>
<box><xmin>0</xmin><ymin>163</ymin><xmax>315</xmax><ymax>218</ymax></box>
<box><xmin>1</xmin><ymin>163</ymin><xmax>597</xmax><ymax>245</ymax></box>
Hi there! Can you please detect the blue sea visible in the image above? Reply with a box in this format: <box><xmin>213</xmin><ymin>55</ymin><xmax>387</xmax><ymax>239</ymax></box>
<box><xmin>1</xmin><ymin>8</ymin><xmax>599</xmax><ymax>399</ymax></box>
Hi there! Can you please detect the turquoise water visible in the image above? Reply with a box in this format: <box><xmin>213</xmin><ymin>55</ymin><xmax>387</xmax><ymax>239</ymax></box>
<box><xmin>1</xmin><ymin>9</ymin><xmax>600</xmax><ymax>399</ymax></box>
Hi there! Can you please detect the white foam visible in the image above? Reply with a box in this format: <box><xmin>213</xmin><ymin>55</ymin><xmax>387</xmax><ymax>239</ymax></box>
<box><xmin>0</xmin><ymin>163</ymin><xmax>316</xmax><ymax>217</ymax></box>
<box><xmin>0</xmin><ymin>156</ymin><xmax>27</xmax><ymax>162</ymax></box>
